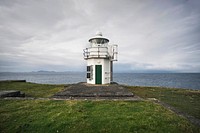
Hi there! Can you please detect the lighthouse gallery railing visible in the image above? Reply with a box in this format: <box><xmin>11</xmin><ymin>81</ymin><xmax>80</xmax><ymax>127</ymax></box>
<box><xmin>83</xmin><ymin>47</ymin><xmax>110</xmax><ymax>59</ymax></box>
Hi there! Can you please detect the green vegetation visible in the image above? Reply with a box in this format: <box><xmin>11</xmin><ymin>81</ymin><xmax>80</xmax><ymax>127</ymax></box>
<box><xmin>0</xmin><ymin>81</ymin><xmax>64</xmax><ymax>98</ymax></box>
<box><xmin>0</xmin><ymin>81</ymin><xmax>200</xmax><ymax>132</ymax></box>
<box><xmin>0</xmin><ymin>100</ymin><xmax>199</xmax><ymax>133</ymax></box>
<box><xmin>127</xmin><ymin>86</ymin><xmax>200</xmax><ymax>119</ymax></box>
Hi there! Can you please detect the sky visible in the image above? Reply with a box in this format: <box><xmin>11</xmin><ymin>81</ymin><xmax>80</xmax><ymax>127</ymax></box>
<box><xmin>0</xmin><ymin>0</ymin><xmax>200</xmax><ymax>73</ymax></box>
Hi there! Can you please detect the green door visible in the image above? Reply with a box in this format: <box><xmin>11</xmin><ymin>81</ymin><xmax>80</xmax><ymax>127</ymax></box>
<box><xmin>95</xmin><ymin>65</ymin><xmax>102</xmax><ymax>84</ymax></box>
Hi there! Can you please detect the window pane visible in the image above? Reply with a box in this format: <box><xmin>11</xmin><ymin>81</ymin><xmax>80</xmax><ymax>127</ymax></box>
<box><xmin>87</xmin><ymin>73</ymin><xmax>90</xmax><ymax>78</ymax></box>
<box><xmin>87</xmin><ymin>66</ymin><xmax>90</xmax><ymax>71</ymax></box>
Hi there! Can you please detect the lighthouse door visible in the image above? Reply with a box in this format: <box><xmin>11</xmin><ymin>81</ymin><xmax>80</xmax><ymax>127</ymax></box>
<box><xmin>95</xmin><ymin>65</ymin><xmax>102</xmax><ymax>84</ymax></box>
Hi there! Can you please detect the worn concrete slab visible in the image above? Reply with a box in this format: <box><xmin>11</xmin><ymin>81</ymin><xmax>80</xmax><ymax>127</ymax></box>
<box><xmin>53</xmin><ymin>82</ymin><xmax>135</xmax><ymax>99</ymax></box>
<box><xmin>0</xmin><ymin>90</ymin><xmax>25</xmax><ymax>98</ymax></box>
<box><xmin>0</xmin><ymin>80</ymin><xmax>26</xmax><ymax>82</ymax></box>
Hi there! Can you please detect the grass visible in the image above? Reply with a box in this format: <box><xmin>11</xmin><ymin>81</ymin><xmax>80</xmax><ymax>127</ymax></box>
<box><xmin>0</xmin><ymin>81</ymin><xmax>200</xmax><ymax>132</ymax></box>
<box><xmin>126</xmin><ymin>86</ymin><xmax>200</xmax><ymax>119</ymax></box>
<box><xmin>0</xmin><ymin>81</ymin><xmax>64</xmax><ymax>98</ymax></box>
<box><xmin>0</xmin><ymin>100</ymin><xmax>199</xmax><ymax>133</ymax></box>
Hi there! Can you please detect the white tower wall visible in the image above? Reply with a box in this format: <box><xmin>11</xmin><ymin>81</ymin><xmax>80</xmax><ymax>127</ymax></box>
<box><xmin>87</xmin><ymin>59</ymin><xmax>110</xmax><ymax>84</ymax></box>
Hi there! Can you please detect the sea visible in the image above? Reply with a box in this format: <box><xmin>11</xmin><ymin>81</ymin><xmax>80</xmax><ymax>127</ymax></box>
<box><xmin>0</xmin><ymin>72</ymin><xmax>200</xmax><ymax>90</ymax></box>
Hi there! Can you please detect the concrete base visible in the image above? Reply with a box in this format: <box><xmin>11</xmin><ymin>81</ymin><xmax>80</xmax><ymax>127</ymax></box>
<box><xmin>0</xmin><ymin>90</ymin><xmax>25</xmax><ymax>98</ymax></box>
<box><xmin>0</xmin><ymin>80</ymin><xmax>26</xmax><ymax>82</ymax></box>
<box><xmin>53</xmin><ymin>82</ymin><xmax>134</xmax><ymax>99</ymax></box>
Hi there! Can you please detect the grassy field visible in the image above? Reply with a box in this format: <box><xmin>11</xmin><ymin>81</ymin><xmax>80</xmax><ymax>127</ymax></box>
<box><xmin>126</xmin><ymin>86</ymin><xmax>200</xmax><ymax>119</ymax></box>
<box><xmin>0</xmin><ymin>100</ymin><xmax>199</xmax><ymax>133</ymax></box>
<box><xmin>0</xmin><ymin>81</ymin><xmax>64</xmax><ymax>98</ymax></box>
<box><xmin>0</xmin><ymin>81</ymin><xmax>200</xmax><ymax>132</ymax></box>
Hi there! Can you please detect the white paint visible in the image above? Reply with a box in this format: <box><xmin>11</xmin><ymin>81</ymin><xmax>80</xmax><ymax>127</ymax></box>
<box><xmin>84</xmin><ymin>32</ymin><xmax>118</xmax><ymax>84</ymax></box>
<box><xmin>86</xmin><ymin>59</ymin><xmax>111</xmax><ymax>84</ymax></box>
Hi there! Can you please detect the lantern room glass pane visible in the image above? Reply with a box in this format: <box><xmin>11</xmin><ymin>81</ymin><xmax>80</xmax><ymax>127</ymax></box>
<box><xmin>91</xmin><ymin>39</ymin><xmax>108</xmax><ymax>44</ymax></box>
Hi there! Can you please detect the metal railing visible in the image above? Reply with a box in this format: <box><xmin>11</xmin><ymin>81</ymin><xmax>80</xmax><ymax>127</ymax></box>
<box><xmin>83</xmin><ymin>47</ymin><xmax>110</xmax><ymax>59</ymax></box>
<box><xmin>83</xmin><ymin>45</ymin><xmax>118</xmax><ymax>61</ymax></box>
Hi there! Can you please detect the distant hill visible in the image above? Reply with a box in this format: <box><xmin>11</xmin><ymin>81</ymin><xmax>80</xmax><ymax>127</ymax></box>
<box><xmin>36</xmin><ymin>70</ymin><xmax>56</xmax><ymax>73</ymax></box>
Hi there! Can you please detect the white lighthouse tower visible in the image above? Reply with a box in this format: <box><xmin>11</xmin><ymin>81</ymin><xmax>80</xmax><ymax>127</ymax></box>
<box><xmin>83</xmin><ymin>32</ymin><xmax>118</xmax><ymax>84</ymax></box>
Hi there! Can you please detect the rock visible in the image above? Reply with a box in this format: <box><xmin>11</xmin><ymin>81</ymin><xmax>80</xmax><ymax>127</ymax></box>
<box><xmin>0</xmin><ymin>80</ymin><xmax>26</xmax><ymax>82</ymax></box>
<box><xmin>0</xmin><ymin>90</ymin><xmax>25</xmax><ymax>98</ymax></box>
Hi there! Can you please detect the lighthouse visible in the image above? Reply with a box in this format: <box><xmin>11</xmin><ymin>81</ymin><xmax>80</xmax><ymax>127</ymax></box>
<box><xmin>83</xmin><ymin>32</ymin><xmax>118</xmax><ymax>84</ymax></box>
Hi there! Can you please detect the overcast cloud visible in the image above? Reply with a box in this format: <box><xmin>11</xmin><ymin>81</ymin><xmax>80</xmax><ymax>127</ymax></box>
<box><xmin>0</xmin><ymin>0</ymin><xmax>200</xmax><ymax>72</ymax></box>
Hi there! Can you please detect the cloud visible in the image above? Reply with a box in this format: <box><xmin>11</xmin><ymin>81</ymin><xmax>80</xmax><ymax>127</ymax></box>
<box><xmin>0</xmin><ymin>0</ymin><xmax>200</xmax><ymax>72</ymax></box>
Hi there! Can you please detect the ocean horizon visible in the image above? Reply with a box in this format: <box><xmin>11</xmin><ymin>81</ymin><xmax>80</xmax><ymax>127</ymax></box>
<box><xmin>0</xmin><ymin>72</ymin><xmax>200</xmax><ymax>90</ymax></box>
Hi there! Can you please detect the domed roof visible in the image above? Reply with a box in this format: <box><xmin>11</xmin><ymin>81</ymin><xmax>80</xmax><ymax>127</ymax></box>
<box><xmin>96</xmin><ymin>31</ymin><xmax>102</xmax><ymax>36</ymax></box>
<box><xmin>89</xmin><ymin>32</ymin><xmax>109</xmax><ymax>43</ymax></box>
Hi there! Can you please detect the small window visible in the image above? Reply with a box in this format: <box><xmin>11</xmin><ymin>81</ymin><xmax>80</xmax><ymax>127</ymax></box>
<box><xmin>87</xmin><ymin>66</ymin><xmax>90</xmax><ymax>72</ymax></box>
<box><xmin>87</xmin><ymin>73</ymin><xmax>90</xmax><ymax>78</ymax></box>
